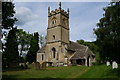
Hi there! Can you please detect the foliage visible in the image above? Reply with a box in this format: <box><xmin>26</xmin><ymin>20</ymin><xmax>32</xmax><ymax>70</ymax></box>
<box><xmin>2</xmin><ymin>2</ymin><xmax>19</xmax><ymax>68</ymax></box>
<box><xmin>94</xmin><ymin>2</ymin><xmax>120</xmax><ymax>63</ymax></box>
<box><xmin>77</xmin><ymin>40</ymin><xmax>100</xmax><ymax>63</ymax></box>
<box><xmin>16</xmin><ymin>29</ymin><xmax>33</xmax><ymax>56</ymax></box>
<box><xmin>77</xmin><ymin>40</ymin><xmax>99</xmax><ymax>54</ymax></box>
<box><xmin>26</xmin><ymin>32</ymin><xmax>39</xmax><ymax>63</ymax></box>
<box><xmin>3</xmin><ymin>28</ymin><xmax>19</xmax><ymax>68</ymax></box>
<box><xmin>2</xmin><ymin>2</ymin><xmax>17</xmax><ymax>29</ymax></box>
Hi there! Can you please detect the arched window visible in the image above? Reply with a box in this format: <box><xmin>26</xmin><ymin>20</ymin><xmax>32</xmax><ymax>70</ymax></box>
<box><xmin>53</xmin><ymin>35</ymin><xmax>55</xmax><ymax>39</ymax></box>
<box><xmin>52</xmin><ymin>20</ymin><xmax>56</xmax><ymax>24</ymax></box>
<box><xmin>52</xmin><ymin>17</ymin><xmax>57</xmax><ymax>24</ymax></box>
<box><xmin>52</xmin><ymin>47</ymin><xmax>56</xmax><ymax>58</ymax></box>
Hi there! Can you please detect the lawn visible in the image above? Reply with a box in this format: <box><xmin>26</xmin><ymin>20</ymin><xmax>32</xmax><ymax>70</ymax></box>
<box><xmin>2</xmin><ymin>64</ymin><xmax>120</xmax><ymax>79</ymax></box>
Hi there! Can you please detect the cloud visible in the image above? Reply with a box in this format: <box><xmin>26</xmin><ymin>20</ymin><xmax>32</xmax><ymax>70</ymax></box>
<box><xmin>68</xmin><ymin>2</ymin><xmax>108</xmax><ymax>41</ymax></box>
<box><xmin>14</xmin><ymin>2</ymin><xmax>109</xmax><ymax>42</ymax></box>
<box><xmin>15</xmin><ymin>5</ymin><xmax>47</xmax><ymax>35</ymax></box>
<box><xmin>15</xmin><ymin>7</ymin><xmax>40</xmax><ymax>26</ymax></box>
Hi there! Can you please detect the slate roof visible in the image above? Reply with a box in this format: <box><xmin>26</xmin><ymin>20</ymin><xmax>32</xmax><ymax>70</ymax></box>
<box><xmin>67</xmin><ymin>41</ymin><xmax>95</xmax><ymax>60</ymax></box>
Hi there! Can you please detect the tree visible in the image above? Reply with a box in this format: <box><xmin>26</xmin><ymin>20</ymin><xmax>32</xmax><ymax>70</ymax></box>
<box><xmin>2</xmin><ymin>2</ymin><xmax>18</xmax><ymax>68</ymax></box>
<box><xmin>4</xmin><ymin>28</ymin><xmax>19</xmax><ymax>67</ymax></box>
<box><xmin>94</xmin><ymin>2</ymin><xmax>120</xmax><ymax>63</ymax></box>
<box><xmin>16</xmin><ymin>29</ymin><xmax>32</xmax><ymax>56</ymax></box>
<box><xmin>26</xmin><ymin>32</ymin><xmax>39</xmax><ymax>63</ymax></box>
<box><xmin>77</xmin><ymin>40</ymin><xmax>100</xmax><ymax>63</ymax></box>
<box><xmin>2</xmin><ymin>2</ymin><xmax>17</xmax><ymax>29</ymax></box>
<box><xmin>77</xmin><ymin>40</ymin><xmax>98</xmax><ymax>55</ymax></box>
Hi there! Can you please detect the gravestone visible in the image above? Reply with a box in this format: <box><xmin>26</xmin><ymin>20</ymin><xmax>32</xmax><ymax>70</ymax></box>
<box><xmin>41</xmin><ymin>62</ymin><xmax>46</xmax><ymax>69</ymax></box>
<box><xmin>112</xmin><ymin>61</ymin><xmax>118</xmax><ymax>69</ymax></box>
<box><xmin>34</xmin><ymin>62</ymin><xmax>40</xmax><ymax>70</ymax></box>
<box><xmin>106</xmin><ymin>61</ymin><xmax>110</xmax><ymax>66</ymax></box>
<box><xmin>19</xmin><ymin>63</ymin><xmax>28</xmax><ymax>69</ymax></box>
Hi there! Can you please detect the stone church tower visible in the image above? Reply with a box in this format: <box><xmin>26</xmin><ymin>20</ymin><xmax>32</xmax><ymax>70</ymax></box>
<box><xmin>45</xmin><ymin>2</ymin><xmax>69</xmax><ymax>65</ymax></box>
<box><xmin>37</xmin><ymin>2</ymin><xmax>95</xmax><ymax>67</ymax></box>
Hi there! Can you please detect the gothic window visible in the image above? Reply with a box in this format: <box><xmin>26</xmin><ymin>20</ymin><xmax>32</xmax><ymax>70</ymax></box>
<box><xmin>52</xmin><ymin>47</ymin><xmax>56</xmax><ymax>58</ymax></box>
<box><xmin>52</xmin><ymin>17</ymin><xmax>57</xmax><ymax>24</ymax></box>
<box><xmin>52</xmin><ymin>20</ymin><xmax>56</xmax><ymax>24</ymax></box>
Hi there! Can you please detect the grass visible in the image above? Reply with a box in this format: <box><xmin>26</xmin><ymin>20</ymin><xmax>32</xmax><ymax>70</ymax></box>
<box><xmin>2</xmin><ymin>64</ymin><xmax>120</xmax><ymax>78</ymax></box>
<box><xmin>79</xmin><ymin>65</ymin><xmax>111</xmax><ymax>78</ymax></box>
<box><xmin>79</xmin><ymin>64</ymin><xmax>120</xmax><ymax>78</ymax></box>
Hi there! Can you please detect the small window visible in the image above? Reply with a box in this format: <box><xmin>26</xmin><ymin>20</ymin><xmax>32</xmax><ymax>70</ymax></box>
<box><xmin>42</xmin><ymin>54</ymin><xmax>44</xmax><ymax>61</ymax></box>
<box><xmin>53</xmin><ymin>35</ymin><xmax>55</xmax><ymax>39</ymax></box>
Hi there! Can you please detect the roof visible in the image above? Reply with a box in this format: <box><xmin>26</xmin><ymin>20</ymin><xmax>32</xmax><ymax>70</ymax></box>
<box><xmin>67</xmin><ymin>41</ymin><xmax>95</xmax><ymax>60</ymax></box>
<box><xmin>67</xmin><ymin>41</ymin><xmax>87</xmax><ymax>51</ymax></box>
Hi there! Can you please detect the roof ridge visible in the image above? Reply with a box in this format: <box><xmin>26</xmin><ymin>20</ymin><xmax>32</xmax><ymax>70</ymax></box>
<box><xmin>70</xmin><ymin>41</ymin><xmax>87</xmax><ymax>48</ymax></box>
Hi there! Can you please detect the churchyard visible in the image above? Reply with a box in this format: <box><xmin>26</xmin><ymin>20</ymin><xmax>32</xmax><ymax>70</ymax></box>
<box><xmin>2</xmin><ymin>64</ymin><xmax>120</xmax><ymax>78</ymax></box>
<box><xmin>1</xmin><ymin>1</ymin><xmax>120</xmax><ymax>79</ymax></box>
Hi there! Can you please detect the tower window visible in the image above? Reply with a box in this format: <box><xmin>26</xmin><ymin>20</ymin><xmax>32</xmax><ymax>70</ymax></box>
<box><xmin>52</xmin><ymin>20</ymin><xmax>56</xmax><ymax>24</ymax></box>
<box><xmin>53</xmin><ymin>35</ymin><xmax>55</xmax><ymax>39</ymax></box>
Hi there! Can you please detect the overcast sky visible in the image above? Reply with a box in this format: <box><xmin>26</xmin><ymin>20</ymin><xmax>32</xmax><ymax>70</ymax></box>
<box><xmin>14</xmin><ymin>2</ymin><xmax>109</xmax><ymax>42</ymax></box>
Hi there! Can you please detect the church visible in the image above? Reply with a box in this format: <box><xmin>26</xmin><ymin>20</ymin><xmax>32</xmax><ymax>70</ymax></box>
<box><xmin>37</xmin><ymin>2</ymin><xmax>95</xmax><ymax>67</ymax></box>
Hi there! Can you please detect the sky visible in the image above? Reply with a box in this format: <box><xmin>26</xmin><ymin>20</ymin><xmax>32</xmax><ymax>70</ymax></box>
<box><xmin>14</xmin><ymin>2</ymin><xmax>109</xmax><ymax>42</ymax></box>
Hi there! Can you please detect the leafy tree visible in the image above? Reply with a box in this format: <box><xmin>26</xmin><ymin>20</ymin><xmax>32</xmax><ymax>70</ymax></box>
<box><xmin>2</xmin><ymin>2</ymin><xmax>17</xmax><ymax>29</ymax></box>
<box><xmin>77</xmin><ymin>39</ymin><xmax>84</xmax><ymax>44</ymax></box>
<box><xmin>16</xmin><ymin>29</ymin><xmax>32</xmax><ymax>56</ymax></box>
<box><xmin>4</xmin><ymin>28</ymin><xmax>19</xmax><ymax>67</ymax></box>
<box><xmin>2</xmin><ymin>2</ymin><xmax>19</xmax><ymax>68</ymax></box>
<box><xmin>26</xmin><ymin>32</ymin><xmax>39</xmax><ymax>63</ymax></box>
<box><xmin>77</xmin><ymin>40</ymin><xmax>100</xmax><ymax>62</ymax></box>
<box><xmin>94</xmin><ymin>2</ymin><xmax>120</xmax><ymax>63</ymax></box>
<box><xmin>77</xmin><ymin>40</ymin><xmax>98</xmax><ymax>54</ymax></box>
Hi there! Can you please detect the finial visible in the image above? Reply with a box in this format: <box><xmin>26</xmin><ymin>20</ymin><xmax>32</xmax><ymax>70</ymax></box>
<box><xmin>67</xmin><ymin>8</ymin><xmax>69</xmax><ymax>13</ymax></box>
<box><xmin>48</xmin><ymin>6</ymin><xmax>50</xmax><ymax>13</ymax></box>
<box><xmin>67</xmin><ymin>8</ymin><xmax>69</xmax><ymax>16</ymax></box>
<box><xmin>59</xmin><ymin>2</ymin><xmax>61</xmax><ymax>9</ymax></box>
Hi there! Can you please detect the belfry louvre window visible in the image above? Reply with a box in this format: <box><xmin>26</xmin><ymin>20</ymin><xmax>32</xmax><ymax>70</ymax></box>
<box><xmin>53</xmin><ymin>35</ymin><xmax>55</xmax><ymax>39</ymax></box>
<box><xmin>52</xmin><ymin>20</ymin><xmax>56</xmax><ymax>24</ymax></box>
